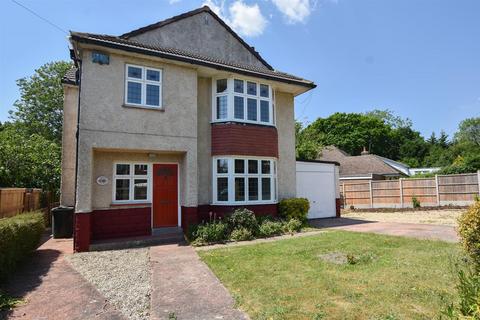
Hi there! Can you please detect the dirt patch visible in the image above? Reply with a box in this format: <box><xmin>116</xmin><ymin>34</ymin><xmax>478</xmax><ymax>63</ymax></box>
<box><xmin>342</xmin><ymin>209</ymin><xmax>465</xmax><ymax>226</ymax></box>
<box><xmin>319</xmin><ymin>252</ymin><xmax>348</xmax><ymax>264</ymax></box>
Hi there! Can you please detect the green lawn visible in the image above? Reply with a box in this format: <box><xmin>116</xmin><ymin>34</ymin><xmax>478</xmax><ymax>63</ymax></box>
<box><xmin>199</xmin><ymin>231</ymin><xmax>460</xmax><ymax>320</ymax></box>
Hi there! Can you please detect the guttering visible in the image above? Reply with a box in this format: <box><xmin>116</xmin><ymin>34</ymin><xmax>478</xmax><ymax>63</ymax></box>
<box><xmin>296</xmin><ymin>159</ymin><xmax>340</xmax><ymax>166</ymax></box>
<box><xmin>70</xmin><ymin>34</ymin><xmax>316</xmax><ymax>90</ymax></box>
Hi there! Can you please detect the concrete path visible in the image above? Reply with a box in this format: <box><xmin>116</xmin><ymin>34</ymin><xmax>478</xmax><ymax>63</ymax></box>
<box><xmin>1</xmin><ymin>235</ymin><xmax>125</xmax><ymax>320</ymax></box>
<box><xmin>150</xmin><ymin>244</ymin><xmax>248</xmax><ymax>320</ymax></box>
<box><xmin>310</xmin><ymin>218</ymin><xmax>459</xmax><ymax>242</ymax></box>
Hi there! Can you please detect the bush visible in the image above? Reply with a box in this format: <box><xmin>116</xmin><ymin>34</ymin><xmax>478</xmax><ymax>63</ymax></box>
<box><xmin>412</xmin><ymin>196</ymin><xmax>421</xmax><ymax>208</ymax></box>
<box><xmin>258</xmin><ymin>220</ymin><xmax>284</xmax><ymax>237</ymax></box>
<box><xmin>230</xmin><ymin>227</ymin><xmax>254</xmax><ymax>242</ymax></box>
<box><xmin>283</xmin><ymin>218</ymin><xmax>303</xmax><ymax>234</ymax></box>
<box><xmin>189</xmin><ymin>221</ymin><xmax>228</xmax><ymax>245</ymax></box>
<box><xmin>458</xmin><ymin>201</ymin><xmax>480</xmax><ymax>270</ymax></box>
<box><xmin>0</xmin><ymin>212</ymin><xmax>45</xmax><ymax>282</ymax></box>
<box><xmin>225</xmin><ymin>208</ymin><xmax>259</xmax><ymax>235</ymax></box>
<box><xmin>279</xmin><ymin>198</ymin><xmax>310</xmax><ymax>222</ymax></box>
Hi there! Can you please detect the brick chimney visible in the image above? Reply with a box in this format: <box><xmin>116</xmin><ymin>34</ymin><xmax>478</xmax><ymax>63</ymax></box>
<box><xmin>361</xmin><ymin>146</ymin><xmax>369</xmax><ymax>155</ymax></box>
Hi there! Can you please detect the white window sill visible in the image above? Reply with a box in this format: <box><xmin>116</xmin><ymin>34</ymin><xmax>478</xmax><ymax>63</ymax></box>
<box><xmin>122</xmin><ymin>104</ymin><xmax>164</xmax><ymax>111</ymax></box>
<box><xmin>211</xmin><ymin>201</ymin><xmax>278</xmax><ymax>206</ymax></box>
<box><xmin>211</xmin><ymin>120</ymin><xmax>276</xmax><ymax>127</ymax></box>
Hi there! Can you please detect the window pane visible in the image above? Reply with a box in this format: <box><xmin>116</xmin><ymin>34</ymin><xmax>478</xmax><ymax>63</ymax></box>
<box><xmin>217</xmin><ymin>177</ymin><xmax>228</xmax><ymax>201</ymax></box>
<box><xmin>235</xmin><ymin>159</ymin><xmax>245</xmax><ymax>174</ymax></box>
<box><xmin>216</xmin><ymin>96</ymin><xmax>228</xmax><ymax>119</ymax></box>
<box><xmin>127</xmin><ymin>82</ymin><xmax>142</xmax><ymax>104</ymax></box>
<box><xmin>127</xmin><ymin>66</ymin><xmax>142</xmax><ymax>79</ymax></box>
<box><xmin>146</xmin><ymin>84</ymin><xmax>160</xmax><ymax>106</ymax></box>
<box><xmin>234</xmin><ymin>79</ymin><xmax>244</xmax><ymax>93</ymax></box>
<box><xmin>262</xmin><ymin>178</ymin><xmax>271</xmax><ymax>200</ymax></box>
<box><xmin>260</xmin><ymin>100</ymin><xmax>269</xmax><ymax>122</ymax></box>
<box><xmin>247</xmin><ymin>98</ymin><xmax>257</xmax><ymax>121</ymax></box>
<box><xmin>248</xmin><ymin>160</ymin><xmax>258</xmax><ymax>174</ymax></box>
<box><xmin>216</xmin><ymin>79</ymin><xmax>227</xmax><ymax>93</ymax></box>
<box><xmin>248</xmin><ymin>178</ymin><xmax>258</xmax><ymax>201</ymax></box>
<box><xmin>261</xmin><ymin>160</ymin><xmax>270</xmax><ymax>174</ymax></box>
<box><xmin>217</xmin><ymin>159</ymin><xmax>228</xmax><ymax>174</ymax></box>
<box><xmin>134</xmin><ymin>179</ymin><xmax>148</xmax><ymax>200</ymax></box>
<box><xmin>116</xmin><ymin>164</ymin><xmax>130</xmax><ymax>175</ymax></box>
<box><xmin>247</xmin><ymin>81</ymin><xmax>257</xmax><ymax>95</ymax></box>
<box><xmin>134</xmin><ymin>164</ymin><xmax>148</xmax><ymax>175</ymax></box>
<box><xmin>260</xmin><ymin>84</ymin><xmax>269</xmax><ymax>98</ymax></box>
<box><xmin>234</xmin><ymin>96</ymin><xmax>244</xmax><ymax>119</ymax></box>
<box><xmin>115</xmin><ymin>179</ymin><xmax>130</xmax><ymax>200</ymax></box>
<box><xmin>146</xmin><ymin>69</ymin><xmax>160</xmax><ymax>81</ymax></box>
<box><xmin>235</xmin><ymin>177</ymin><xmax>245</xmax><ymax>201</ymax></box>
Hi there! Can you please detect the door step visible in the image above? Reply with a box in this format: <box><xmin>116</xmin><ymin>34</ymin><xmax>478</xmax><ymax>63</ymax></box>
<box><xmin>152</xmin><ymin>227</ymin><xmax>183</xmax><ymax>236</ymax></box>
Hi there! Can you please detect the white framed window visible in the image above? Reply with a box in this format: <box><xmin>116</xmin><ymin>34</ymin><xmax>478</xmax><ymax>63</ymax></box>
<box><xmin>212</xmin><ymin>77</ymin><xmax>274</xmax><ymax>125</ymax></box>
<box><xmin>125</xmin><ymin>64</ymin><xmax>162</xmax><ymax>108</ymax></box>
<box><xmin>212</xmin><ymin>157</ymin><xmax>277</xmax><ymax>205</ymax></box>
<box><xmin>113</xmin><ymin>163</ymin><xmax>151</xmax><ymax>203</ymax></box>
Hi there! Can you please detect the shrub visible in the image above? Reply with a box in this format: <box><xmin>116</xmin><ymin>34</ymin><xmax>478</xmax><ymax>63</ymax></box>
<box><xmin>283</xmin><ymin>218</ymin><xmax>303</xmax><ymax>234</ymax></box>
<box><xmin>279</xmin><ymin>198</ymin><xmax>310</xmax><ymax>221</ymax></box>
<box><xmin>412</xmin><ymin>196</ymin><xmax>421</xmax><ymax>208</ymax></box>
<box><xmin>230</xmin><ymin>228</ymin><xmax>254</xmax><ymax>242</ymax></box>
<box><xmin>258</xmin><ymin>220</ymin><xmax>284</xmax><ymax>237</ymax></box>
<box><xmin>189</xmin><ymin>221</ymin><xmax>228</xmax><ymax>245</ymax></box>
<box><xmin>225</xmin><ymin>208</ymin><xmax>259</xmax><ymax>235</ymax></box>
<box><xmin>458</xmin><ymin>201</ymin><xmax>480</xmax><ymax>270</ymax></box>
<box><xmin>0</xmin><ymin>212</ymin><xmax>45</xmax><ymax>282</ymax></box>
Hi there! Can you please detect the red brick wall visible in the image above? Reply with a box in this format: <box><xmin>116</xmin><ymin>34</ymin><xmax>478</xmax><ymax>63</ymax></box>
<box><xmin>74</xmin><ymin>212</ymin><xmax>91</xmax><ymax>253</ymax></box>
<box><xmin>211</xmin><ymin>123</ymin><xmax>278</xmax><ymax>157</ymax></box>
<box><xmin>91</xmin><ymin>207</ymin><xmax>151</xmax><ymax>240</ymax></box>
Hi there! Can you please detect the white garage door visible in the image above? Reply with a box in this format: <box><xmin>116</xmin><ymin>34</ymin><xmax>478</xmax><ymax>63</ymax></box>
<box><xmin>296</xmin><ymin>161</ymin><xmax>338</xmax><ymax>219</ymax></box>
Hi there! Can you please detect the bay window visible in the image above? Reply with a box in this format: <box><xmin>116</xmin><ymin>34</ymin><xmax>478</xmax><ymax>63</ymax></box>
<box><xmin>213</xmin><ymin>77</ymin><xmax>274</xmax><ymax>125</ymax></box>
<box><xmin>113</xmin><ymin>163</ymin><xmax>151</xmax><ymax>203</ymax></box>
<box><xmin>213</xmin><ymin>157</ymin><xmax>277</xmax><ymax>204</ymax></box>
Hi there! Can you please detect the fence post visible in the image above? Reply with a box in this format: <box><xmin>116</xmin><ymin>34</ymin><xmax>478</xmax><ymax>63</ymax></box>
<box><xmin>369</xmin><ymin>180</ymin><xmax>373</xmax><ymax>208</ymax></box>
<box><xmin>435</xmin><ymin>175</ymin><xmax>440</xmax><ymax>206</ymax></box>
<box><xmin>342</xmin><ymin>183</ymin><xmax>346</xmax><ymax>207</ymax></box>
<box><xmin>399</xmin><ymin>178</ymin><xmax>403</xmax><ymax>208</ymax></box>
<box><xmin>477</xmin><ymin>171</ymin><xmax>480</xmax><ymax>197</ymax></box>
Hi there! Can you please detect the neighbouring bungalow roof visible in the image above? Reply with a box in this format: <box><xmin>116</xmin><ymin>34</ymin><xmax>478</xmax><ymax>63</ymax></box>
<box><xmin>318</xmin><ymin>146</ymin><xmax>409</xmax><ymax>177</ymax></box>
<box><xmin>120</xmin><ymin>6</ymin><xmax>273</xmax><ymax>71</ymax></box>
<box><xmin>62</xmin><ymin>67</ymin><xmax>78</xmax><ymax>85</ymax></box>
<box><xmin>68</xmin><ymin>31</ymin><xmax>316</xmax><ymax>89</ymax></box>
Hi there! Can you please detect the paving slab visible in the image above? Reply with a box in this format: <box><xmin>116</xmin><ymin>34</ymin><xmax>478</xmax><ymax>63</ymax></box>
<box><xmin>1</xmin><ymin>236</ymin><xmax>125</xmax><ymax>320</ymax></box>
<box><xmin>150</xmin><ymin>243</ymin><xmax>248</xmax><ymax>320</ymax></box>
<box><xmin>310</xmin><ymin>217</ymin><xmax>459</xmax><ymax>242</ymax></box>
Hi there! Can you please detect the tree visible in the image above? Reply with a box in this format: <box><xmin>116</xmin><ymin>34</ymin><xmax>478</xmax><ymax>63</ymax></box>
<box><xmin>9</xmin><ymin>61</ymin><xmax>72</xmax><ymax>143</ymax></box>
<box><xmin>300</xmin><ymin>112</ymin><xmax>396</xmax><ymax>157</ymax></box>
<box><xmin>455</xmin><ymin>117</ymin><xmax>480</xmax><ymax>147</ymax></box>
<box><xmin>0</xmin><ymin>124</ymin><xmax>61</xmax><ymax>191</ymax></box>
<box><xmin>366</xmin><ymin>109</ymin><xmax>413</xmax><ymax>129</ymax></box>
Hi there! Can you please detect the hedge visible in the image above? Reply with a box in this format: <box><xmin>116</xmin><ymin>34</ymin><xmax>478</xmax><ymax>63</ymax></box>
<box><xmin>0</xmin><ymin>212</ymin><xmax>45</xmax><ymax>282</ymax></box>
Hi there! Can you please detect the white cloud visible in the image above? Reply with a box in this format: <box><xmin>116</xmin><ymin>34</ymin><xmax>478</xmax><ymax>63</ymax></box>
<box><xmin>271</xmin><ymin>0</ymin><xmax>314</xmax><ymax>24</ymax></box>
<box><xmin>203</xmin><ymin>0</ymin><xmax>267</xmax><ymax>37</ymax></box>
<box><xmin>229</xmin><ymin>1</ymin><xmax>267</xmax><ymax>36</ymax></box>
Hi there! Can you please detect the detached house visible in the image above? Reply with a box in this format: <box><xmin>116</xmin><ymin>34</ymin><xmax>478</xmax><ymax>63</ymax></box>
<box><xmin>61</xmin><ymin>6</ymin><xmax>315</xmax><ymax>252</ymax></box>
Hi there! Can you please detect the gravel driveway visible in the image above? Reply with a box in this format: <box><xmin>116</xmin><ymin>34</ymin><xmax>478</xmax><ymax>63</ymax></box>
<box><xmin>67</xmin><ymin>248</ymin><xmax>151</xmax><ymax>320</ymax></box>
<box><xmin>342</xmin><ymin>209</ymin><xmax>465</xmax><ymax>226</ymax></box>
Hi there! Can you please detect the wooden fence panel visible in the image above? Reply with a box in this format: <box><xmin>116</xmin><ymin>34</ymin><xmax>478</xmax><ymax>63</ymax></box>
<box><xmin>340</xmin><ymin>171</ymin><xmax>480</xmax><ymax>209</ymax></box>
<box><xmin>0</xmin><ymin>188</ymin><xmax>45</xmax><ymax>219</ymax></box>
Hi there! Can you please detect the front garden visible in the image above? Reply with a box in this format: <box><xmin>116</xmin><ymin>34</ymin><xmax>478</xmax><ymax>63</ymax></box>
<box><xmin>199</xmin><ymin>230</ymin><xmax>460</xmax><ymax>319</ymax></box>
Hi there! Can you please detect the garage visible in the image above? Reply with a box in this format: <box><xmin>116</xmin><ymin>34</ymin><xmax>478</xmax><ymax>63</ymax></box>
<box><xmin>296</xmin><ymin>160</ymin><xmax>340</xmax><ymax>219</ymax></box>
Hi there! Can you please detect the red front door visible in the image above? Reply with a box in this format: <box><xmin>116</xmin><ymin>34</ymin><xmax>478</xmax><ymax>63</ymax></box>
<box><xmin>153</xmin><ymin>164</ymin><xmax>178</xmax><ymax>228</ymax></box>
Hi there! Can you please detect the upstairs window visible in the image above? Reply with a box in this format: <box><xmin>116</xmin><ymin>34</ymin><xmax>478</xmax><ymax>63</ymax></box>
<box><xmin>125</xmin><ymin>64</ymin><xmax>162</xmax><ymax>108</ymax></box>
<box><xmin>213</xmin><ymin>77</ymin><xmax>274</xmax><ymax>125</ymax></box>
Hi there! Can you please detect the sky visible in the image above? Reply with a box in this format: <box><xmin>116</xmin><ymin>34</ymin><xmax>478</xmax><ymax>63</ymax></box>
<box><xmin>1</xmin><ymin>0</ymin><xmax>479</xmax><ymax>138</ymax></box>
